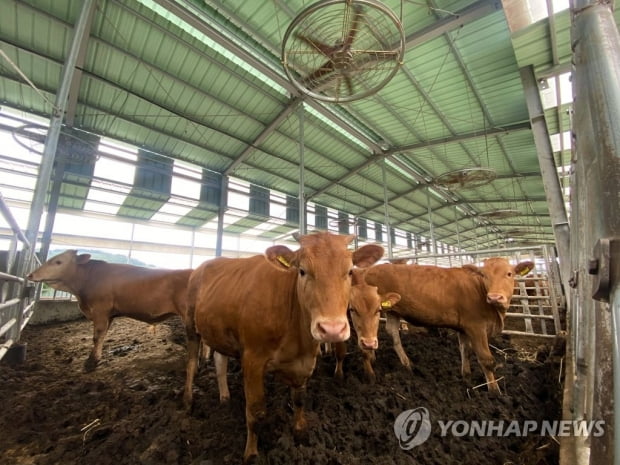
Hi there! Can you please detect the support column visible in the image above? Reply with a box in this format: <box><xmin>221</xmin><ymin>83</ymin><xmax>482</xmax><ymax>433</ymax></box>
<box><xmin>571</xmin><ymin>2</ymin><xmax>620</xmax><ymax>464</ymax></box>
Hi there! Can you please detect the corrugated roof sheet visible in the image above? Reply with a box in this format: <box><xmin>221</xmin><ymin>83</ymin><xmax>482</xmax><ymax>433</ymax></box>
<box><xmin>0</xmin><ymin>0</ymin><xmax>601</xmax><ymax>250</ymax></box>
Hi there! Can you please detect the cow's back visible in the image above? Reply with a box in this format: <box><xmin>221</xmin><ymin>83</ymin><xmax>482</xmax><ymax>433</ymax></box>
<box><xmin>78</xmin><ymin>262</ymin><xmax>192</xmax><ymax>322</ymax></box>
<box><xmin>191</xmin><ymin>255</ymin><xmax>298</xmax><ymax>358</ymax></box>
<box><xmin>364</xmin><ymin>264</ymin><xmax>491</xmax><ymax>329</ymax></box>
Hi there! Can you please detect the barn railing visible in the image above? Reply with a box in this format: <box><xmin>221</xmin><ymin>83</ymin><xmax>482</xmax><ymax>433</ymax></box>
<box><xmin>0</xmin><ymin>193</ymin><xmax>40</xmax><ymax>362</ymax></box>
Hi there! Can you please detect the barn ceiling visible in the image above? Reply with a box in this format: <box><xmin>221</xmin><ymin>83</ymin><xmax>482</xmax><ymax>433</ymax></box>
<box><xmin>1</xmin><ymin>0</ymin><xmax>608</xmax><ymax>254</ymax></box>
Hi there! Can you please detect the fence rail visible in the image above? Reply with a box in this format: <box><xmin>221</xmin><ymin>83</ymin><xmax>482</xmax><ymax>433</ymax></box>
<box><xmin>0</xmin><ymin>193</ymin><xmax>40</xmax><ymax>362</ymax></box>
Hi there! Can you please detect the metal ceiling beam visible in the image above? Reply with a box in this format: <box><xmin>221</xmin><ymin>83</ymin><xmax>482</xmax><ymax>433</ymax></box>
<box><xmin>224</xmin><ymin>97</ymin><xmax>301</xmax><ymax>176</ymax></box>
<box><xmin>404</xmin><ymin>0</ymin><xmax>503</xmax><ymax>49</ymax></box>
<box><xmin>388</xmin><ymin>122</ymin><xmax>531</xmax><ymax>154</ymax></box>
<box><xmin>151</xmin><ymin>0</ymin><xmax>382</xmax><ymax>153</ymax></box>
<box><xmin>64</xmin><ymin>4</ymin><xmax>96</xmax><ymax>126</ymax></box>
<box><xmin>308</xmin><ymin>122</ymin><xmax>530</xmax><ymax>202</ymax></box>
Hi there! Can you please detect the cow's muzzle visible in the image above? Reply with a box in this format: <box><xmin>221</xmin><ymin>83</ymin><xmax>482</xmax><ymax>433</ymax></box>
<box><xmin>359</xmin><ymin>337</ymin><xmax>378</xmax><ymax>350</ymax></box>
<box><xmin>314</xmin><ymin>318</ymin><xmax>350</xmax><ymax>343</ymax></box>
<box><xmin>487</xmin><ymin>293</ymin><xmax>509</xmax><ymax>308</ymax></box>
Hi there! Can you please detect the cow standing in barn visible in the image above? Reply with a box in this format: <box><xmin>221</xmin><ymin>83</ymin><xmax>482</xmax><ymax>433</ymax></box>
<box><xmin>27</xmin><ymin>250</ymin><xmax>192</xmax><ymax>371</ymax></box>
<box><xmin>211</xmin><ymin>269</ymin><xmax>401</xmax><ymax>400</ymax></box>
<box><xmin>183</xmin><ymin>232</ymin><xmax>384</xmax><ymax>464</ymax></box>
<box><xmin>332</xmin><ymin>269</ymin><xmax>401</xmax><ymax>383</ymax></box>
<box><xmin>355</xmin><ymin>258</ymin><xmax>533</xmax><ymax>392</ymax></box>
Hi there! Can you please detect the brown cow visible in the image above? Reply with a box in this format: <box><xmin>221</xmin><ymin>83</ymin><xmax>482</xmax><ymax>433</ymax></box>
<box><xmin>333</xmin><ymin>270</ymin><xmax>401</xmax><ymax>383</ymax></box>
<box><xmin>356</xmin><ymin>257</ymin><xmax>534</xmax><ymax>392</ymax></box>
<box><xmin>183</xmin><ymin>232</ymin><xmax>383</xmax><ymax>464</ymax></box>
<box><xmin>27</xmin><ymin>250</ymin><xmax>192</xmax><ymax>371</ymax></box>
<box><xmin>212</xmin><ymin>274</ymin><xmax>401</xmax><ymax>399</ymax></box>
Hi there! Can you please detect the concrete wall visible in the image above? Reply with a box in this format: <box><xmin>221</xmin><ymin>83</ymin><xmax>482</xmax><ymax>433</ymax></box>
<box><xmin>29</xmin><ymin>300</ymin><xmax>84</xmax><ymax>325</ymax></box>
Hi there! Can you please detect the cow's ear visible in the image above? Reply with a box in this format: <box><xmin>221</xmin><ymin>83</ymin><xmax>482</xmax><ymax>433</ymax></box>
<box><xmin>76</xmin><ymin>254</ymin><xmax>91</xmax><ymax>264</ymax></box>
<box><xmin>462</xmin><ymin>264</ymin><xmax>485</xmax><ymax>277</ymax></box>
<box><xmin>265</xmin><ymin>245</ymin><xmax>298</xmax><ymax>270</ymax></box>
<box><xmin>353</xmin><ymin>244</ymin><xmax>384</xmax><ymax>268</ymax></box>
<box><xmin>380</xmin><ymin>292</ymin><xmax>401</xmax><ymax>309</ymax></box>
<box><xmin>515</xmin><ymin>261</ymin><xmax>535</xmax><ymax>276</ymax></box>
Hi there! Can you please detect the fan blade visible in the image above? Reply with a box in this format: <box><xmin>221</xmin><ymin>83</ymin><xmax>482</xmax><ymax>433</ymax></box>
<box><xmin>344</xmin><ymin>75</ymin><xmax>354</xmax><ymax>95</ymax></box>
<box><xmin>303</xmin><ymin>59</ymin><xmax>336</xmax><ymax>85</ymax></box>
<box><xmin>295</xmin><ymin>32</ymin><xmax>339</xmax><ymax>57</ymax></box>
<box><xmin>343</xmin><ymin>4</ymin><xmax>364</xmax><ymax>48</ymax></box>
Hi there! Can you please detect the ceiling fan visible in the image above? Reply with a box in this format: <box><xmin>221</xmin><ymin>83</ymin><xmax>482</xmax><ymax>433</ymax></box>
<box><xmin>281</xmin><ymin>0</ymin><xmax>406</xmax><ymax>103</ymax></box>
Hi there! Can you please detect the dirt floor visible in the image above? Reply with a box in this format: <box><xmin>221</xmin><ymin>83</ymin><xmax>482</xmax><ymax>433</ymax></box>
<box><xmin>1</xmin><ymin>314</ymin><xmax>564</xmax><ymax>465</ymax></box>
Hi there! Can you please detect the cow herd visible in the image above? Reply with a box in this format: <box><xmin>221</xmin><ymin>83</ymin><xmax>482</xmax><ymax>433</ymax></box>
<box><xmin>27</xmin><ymin>231</ymin><xmax>533</xmax><ymax>464</ymax></box>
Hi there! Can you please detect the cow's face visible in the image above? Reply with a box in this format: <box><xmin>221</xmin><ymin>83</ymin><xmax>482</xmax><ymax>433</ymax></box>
<box><xmin>475</xmin><ymin>258</ymin><xmax>534</xmax><ymax>310</ymax></box>
<box><xmin>265</xmin><ymin>232</ymin><xmax>384</xmax><ymax>343</ymax></box>
<box><xmin>27</xmin><ymin>250</ymin><xmax>91</xmax><ymax>288</ymax></box>
<box><xmin>349</xmin><ymin>278</ymin><xmax>400</xmax><ymax>350</ymax></box>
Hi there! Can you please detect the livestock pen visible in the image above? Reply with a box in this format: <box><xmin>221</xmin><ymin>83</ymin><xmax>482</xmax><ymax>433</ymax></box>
<box><xmin>1</xmin><ymin>1</ymin><xmax>619</xmax><ymax>464</ymax></box>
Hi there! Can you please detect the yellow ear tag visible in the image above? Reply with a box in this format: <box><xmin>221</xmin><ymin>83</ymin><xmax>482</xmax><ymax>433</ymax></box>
<box><xmin>380</xmin><ymin>300</ymin><xmax>392</xmax><ymax>309</ymax></box>
<box><xmin>519</xmin><ymin>268</ymin><xmax>531</xmax><ymax>276</ymax></box>
<box><xmin>277</xmin><ymin>256</ymin><xmax>291</xmax><ymax>268</ymax></box>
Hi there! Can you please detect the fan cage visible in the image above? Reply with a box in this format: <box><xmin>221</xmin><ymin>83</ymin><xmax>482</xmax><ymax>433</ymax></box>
<box><xmin>282</xmin><ymin>0</ymin><xmax>405</xmax><ymax>103</ymax></box>
<box><xmin>432</xmin><ymin>167</ymin><xmax>497</xmax><ymax>190</ymax></box>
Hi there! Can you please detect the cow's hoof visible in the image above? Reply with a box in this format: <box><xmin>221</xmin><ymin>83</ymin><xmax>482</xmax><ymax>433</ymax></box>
<box><xmin>242</xmin><ymin>453</ymin><xmax>258</xmax><ymax>465</ymax></box>
<box><xmin>83</xmin><ymin>358</ymin><xmax>99</xmax><ymax>372</ymax></box>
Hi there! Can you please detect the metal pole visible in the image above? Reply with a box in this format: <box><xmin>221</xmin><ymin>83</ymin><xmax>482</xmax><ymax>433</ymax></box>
<box><xmin>520</xmin><ymin>66</ymin><xmax>572</xmax><ymax>298</ymax></box>
<box><xmin>455</xmin><ymin>206</ymin><xmax>463</xmax><ymax>265</ymax></box>
<box><xmin>571</xmin><ymin>2</ymin><xmax>620</xmax><ymax>464</ymax></box>
<box><xmin>427</xmin><ymin>188</ymin><xmax>437</xmax><ymax>265</ymax></box>
<box><xmin>24</xmin><ymin>0</ymin><xmax>97</xmax><ymax>259</ymax></box>
<box><xmin>190</xmin><ymin>227</ymin><xmax>196</xmax><ymax>268</ymax></box>
<box><xmin>382</xmin><ymin>160</ymin><xmax>392</xmax><ymax>258</ymax></box>
<box><xmin>215</xmin><ymin>175</ymin><xmax>229</xmax><ymax>257</ymax></box>
<box><xmin>298</xmin><ymin>103</ymin><xmax>306</xmax><ymax>235</ymax></box>
<box><xmin>9</xmin><ymin>0</ymin><xmax>97</xmax><ymax>347</ymax></box>
<box><xmin>128</xmin><ymin>223</ymin><xmax>135</xmax><ymax>263</ymax></box>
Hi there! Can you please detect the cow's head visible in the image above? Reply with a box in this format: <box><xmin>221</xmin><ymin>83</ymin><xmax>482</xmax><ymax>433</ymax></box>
<box><xmin>265</xmin><ymin>232</ymin><xmax>384</xmax><ymax>343</ymax></box>
<box><xmin>27</xmin><ymin>250</ymin><xmax>91</xmax><ymax>290</ymax></box>
<box><xmin>463</xmin><ymin>257</ymin><xmax>534</xmax><ymax>310</ymax></box>
<box><xmin>349</xmin><ymin>270</ymin><xmax>400</xmax><ymax>350</ymax></box>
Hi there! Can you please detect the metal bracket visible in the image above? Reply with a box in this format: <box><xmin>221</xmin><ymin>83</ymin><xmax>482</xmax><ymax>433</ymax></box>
<box><xmin>589</xmin><ymin>237</ymin><xmax>620</xmax><ymax>302</ymax></box>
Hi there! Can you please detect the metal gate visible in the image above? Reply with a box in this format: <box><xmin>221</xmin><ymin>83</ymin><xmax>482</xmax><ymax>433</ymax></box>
<box><xmin>0</xmin><ymin>193</ymin><xmax>40</xmax><ymax>362</ymax></box>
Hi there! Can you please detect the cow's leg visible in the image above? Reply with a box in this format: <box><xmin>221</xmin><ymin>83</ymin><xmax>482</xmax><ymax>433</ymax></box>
<box><xmin>362</xmin><ymin>349</ymin><xmax>377</xmax><ymax>383</ymax></box>
<box><xmin>291</xmin><ymin>383</ymin><xmax>308</xmax><ymax>434</ymax></box>
<box><xmin>242</xmin><ymin>353</ymin><xmax>267</xmax><ymax>464</ymax></box>
<box><xmin>386</xmin><ymin>312</ymin><xmax>412</xmax><ymax>370</ymax></box>
<box><xmin>333</xmin><ymin>341</ymin><xmax>347</xmax><ymax>380</ymax></box>
<box><xmin>85</xmin><ymin>317</ymin><xmax>110</xmax><ymax>372</ymax></box>
<box><xmin>468</xmin><ymin>330</ymin><xmax>500</xmax><ymax>393</ymax></box>
<box><xmin>183</xmin><ymin>329</ymin><xmax>201</xmax><ymax>410</ymax></box>
<box><xmin>200</xmin><ymin>342</ymin><xmax>212</xmax><ymax>362</ymax></box>
<box><xmin>457</xmin><ymin>332</ymin><xmax>472</xmax><ymax>377</ymax></box>
<box><xmin>214</xmin><ymin>351</ymin><xmax>230</xmax><ymax>403</ymax></box>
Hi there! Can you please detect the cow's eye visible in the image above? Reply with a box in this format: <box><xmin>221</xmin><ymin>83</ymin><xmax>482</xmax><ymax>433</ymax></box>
<box><xmin>348</xmin><ymin>269</ymin><xmax>353</xmax><ymax>277</ymax></box>
<box><xmin>507</xmin><ymin>271</ymin><xmax>513</xmax><ymax>277</ymax></box>
<box><xmin>299</xmin><ymin>268</ymin><xmax>306</xmax><ymax>277</ymax></box>
<box><xmin>55</xmin><ymin>260</ymin><xmax>62</xmax><ymax>265</ymax></box>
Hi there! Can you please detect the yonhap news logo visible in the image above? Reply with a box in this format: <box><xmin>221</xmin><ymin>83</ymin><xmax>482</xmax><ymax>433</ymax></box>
<box><xmin>393</xmin><ymin>407</ymin><xmax>432</xmax><ymax>449</ymax></box>
<box><xmin>393</xmin><ymin>407</ymin><xmax>605</xmax><ymax>449</ymax></box>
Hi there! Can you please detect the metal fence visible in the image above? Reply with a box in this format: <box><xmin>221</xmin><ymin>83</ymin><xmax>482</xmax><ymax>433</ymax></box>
<box><xmin>0</xmin><ymin>193</ymin><xmax>40</xmax><ymax>362</ymax></box>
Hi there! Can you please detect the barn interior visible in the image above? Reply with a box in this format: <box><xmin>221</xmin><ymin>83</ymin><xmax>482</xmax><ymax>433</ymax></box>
<box><xmin>1</xmin><ymin>1</ymin><xmax>619</xmax><ymax>464</ymax></box>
